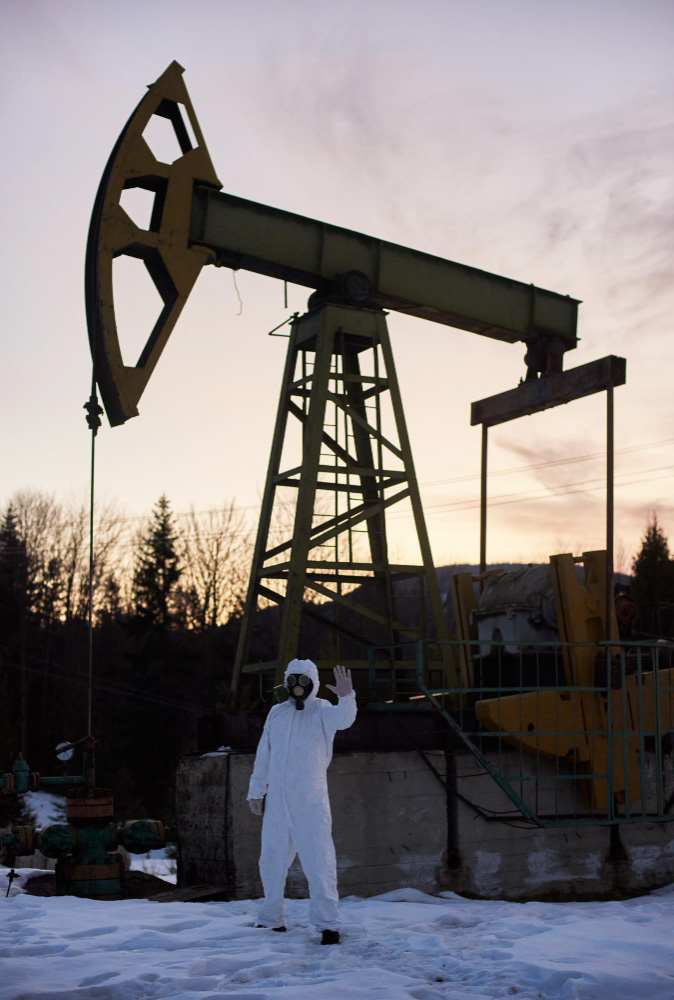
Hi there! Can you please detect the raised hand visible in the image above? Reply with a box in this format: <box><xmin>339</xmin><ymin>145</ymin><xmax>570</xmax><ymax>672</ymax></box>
<box><xmin>325</xmin><ymin>665</ymin><xmax>353</xmax><ymax>698</ymax></box>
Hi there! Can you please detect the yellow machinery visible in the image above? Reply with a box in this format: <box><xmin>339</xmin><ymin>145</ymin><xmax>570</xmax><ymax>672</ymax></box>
<box><xmin>452</xmin><ymin>553</ymin><xmax>674</xmax><ymax>811</ymax></box>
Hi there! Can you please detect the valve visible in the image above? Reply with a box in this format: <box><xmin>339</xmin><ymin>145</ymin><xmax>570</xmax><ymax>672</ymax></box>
<box><xmin>9</xmin><ymin>754</ymin><xmax>30</xmax><ymax>794</ymax></box>
<box><xmin>0</xmin><ymin>743</ymin><xmax>177</xmax><ymax>900</ymax></box>
<box><xmin>2</xmin><ymin>825</ymin><xmax>35</xmax><ymax>860</ymax></box>
<box><xmin>38</xmin><ymin>824</ymin><xmax>77</xmax><ymax>860</ymax></box>
<box><xmin>120</xmin><ymin>820</ymin><xmax>165</xmax><ymax>854</ymax></box>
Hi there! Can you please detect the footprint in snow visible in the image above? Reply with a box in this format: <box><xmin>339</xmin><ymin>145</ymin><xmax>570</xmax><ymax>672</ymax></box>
<box><xmin>78</xmin><ymin>971</ymin><xmax>121</xmax><ymax>986</ymax></box>
<box><xmin>140</xmin><ymin>919</ymin><xmax>210</xmax><ymax>933</ymax></box>
<box><xmin>0</xmin><ymin>944</ymin><xmax>71</xmax><ymax>958</ymax></box>
<box><xmin>64</xmin><ymin>925</ymin><xmax>119</xmax><ymax>939</ymax></box>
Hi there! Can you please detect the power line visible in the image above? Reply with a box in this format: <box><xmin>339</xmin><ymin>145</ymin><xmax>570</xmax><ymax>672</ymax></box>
<box><xmin>419</xmin><ymin>470</ymin><xmax>674</xmax><ymax>517</ymax></box>
<box><xmin>3</xmin><ymin>437</ymin><xmax>673</xmax><ymax>532</ymax></box>
<box><xmin>419</xmin><ymin>436</ymin><xmax>674</xmax><ymax>489</ymax></box>
<box><xmin>4</xmin><ymin>659</ymin><xmax>211</xmax><ymax>716</ymax></box>
<box><xmin>419</xmin><ymin>464</ymin><xmax>674</xmax><ymax>513</ymax></box>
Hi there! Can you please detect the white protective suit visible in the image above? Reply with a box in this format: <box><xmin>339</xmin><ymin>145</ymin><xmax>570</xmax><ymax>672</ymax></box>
<box><xmin>247</xmin><ymin>659</ymin><xmax>357</xmax><ymax>930</ymax></box>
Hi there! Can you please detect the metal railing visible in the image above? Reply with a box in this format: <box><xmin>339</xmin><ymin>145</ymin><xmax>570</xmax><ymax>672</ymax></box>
<box><xmin>367</xmin><ymin>639</ymin><xmax>674</xmax><ymax>827</ymax></box>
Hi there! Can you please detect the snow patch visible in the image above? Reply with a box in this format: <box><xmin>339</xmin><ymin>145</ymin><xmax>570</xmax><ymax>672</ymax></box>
<box><xmin>628</xmin><ymin>844</ymin><xmax>663</xmax><ymax>876</ymax></box>
<box><xmin>473</xmin><ymin>850</ymin><xmax>502</xmax><ymax>895</ymax></box>
<box><xmin>19</xmin><ymin>789</ymin><xmax>67</xmax><ymax>828</ymax></box>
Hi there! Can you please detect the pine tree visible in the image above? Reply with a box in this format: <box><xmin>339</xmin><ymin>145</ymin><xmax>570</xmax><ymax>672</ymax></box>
<box><xmin>132</xmin><ymin>495</ymin><xmax>182</xmax><ymax>627</ymax></box>
<box><xmin>632</xmin><ymin>514</ymin><xmax>674</xmax><ymax>633</ymax></box>
<box><xmin>0</xmin><ymin>504</ymin><xmax>28</xmax><ymax>633</ymax></box>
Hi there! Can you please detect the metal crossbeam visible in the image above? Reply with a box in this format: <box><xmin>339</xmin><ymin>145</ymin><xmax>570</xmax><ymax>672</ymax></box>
<box><xmin>190</xmin><ymin>187</ymin><xmax>579</xmax><ymax>349</ymax></box>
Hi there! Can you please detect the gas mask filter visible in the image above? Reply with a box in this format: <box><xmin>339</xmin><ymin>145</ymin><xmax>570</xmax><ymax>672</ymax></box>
<box><xmin>286</xmin><ymin>672</ymin><xmax>314</xmax><ymax>710</ymax></box>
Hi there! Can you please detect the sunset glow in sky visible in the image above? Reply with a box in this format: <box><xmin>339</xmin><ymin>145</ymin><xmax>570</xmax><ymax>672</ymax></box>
<box><xmin>2</xmin><ymin>0</ymin><xmax>673</xmax><ymax>569</ymax></box>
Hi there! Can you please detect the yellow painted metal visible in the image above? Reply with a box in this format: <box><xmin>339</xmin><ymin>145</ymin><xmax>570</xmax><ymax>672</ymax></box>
<box><xmin>475</xmin><ymin>689</ymin><xmax>590</xmax><ymax>760</ymax></box>
<box><xmin>473</xmin><ymin>551</ymin><xmax>659</xmax><ymax>810</ymax></box>
<box><xmin>450</xmin><ymin>568</ymin><xmax>504</xmax><ymax>689</ymax></box>
<box><xmin>86</xmin><ymin>61</ymin><xmax>221</xmax><ymax>426</ymax></box>
<box><xmin>550</xmin><ymin>550</ymin><xmax>618</xmax><ymax>687</ymax></box>
<box><xmin>474</xmin><ymin>672</ymin><xmax>674</xmax><ymax>811</ymax></box>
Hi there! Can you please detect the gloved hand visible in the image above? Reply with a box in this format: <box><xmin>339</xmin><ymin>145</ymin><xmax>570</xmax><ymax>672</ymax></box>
<box><xmin>248</xmin><ymin>798</ymin><xmax>264</xmax><ymax>816</ymax></box>
<box><xmin>326</xmin><ymin>665</ymin><xmax>353</xmax><ymax>698</ymax></box>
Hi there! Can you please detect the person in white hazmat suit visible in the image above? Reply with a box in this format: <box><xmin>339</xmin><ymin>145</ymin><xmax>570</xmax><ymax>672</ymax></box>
<box><xmin>248</xmin><ymin>660</ymin><xmax>357</xmax><ymax>945</ymax></box>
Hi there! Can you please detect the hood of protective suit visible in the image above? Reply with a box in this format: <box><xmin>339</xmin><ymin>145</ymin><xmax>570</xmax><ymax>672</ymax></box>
<box><xmin>284</xmin><ymin>658</ymin><xmax>320</xmax><ymax>704</ymax></box>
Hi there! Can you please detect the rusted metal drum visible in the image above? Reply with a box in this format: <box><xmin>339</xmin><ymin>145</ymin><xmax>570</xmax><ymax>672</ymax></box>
<box><xmin>56</xmin><ymin>855</ymin><xmax>125</xmax><ymax>900</ymax></box>
<box><xmin>66</xmin><ymin>788</ymin><xmax>114</xmax><ymax>821</ymax></box>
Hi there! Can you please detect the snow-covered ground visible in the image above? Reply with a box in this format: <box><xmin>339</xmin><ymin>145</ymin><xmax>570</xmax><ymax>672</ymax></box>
<box><xmin>1</xmin><ymin>872</ymin><xmax>673</xmax><ymax>1000</ymax></box>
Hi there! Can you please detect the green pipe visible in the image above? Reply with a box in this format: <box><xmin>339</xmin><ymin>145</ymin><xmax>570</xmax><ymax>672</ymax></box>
<box><xmin>40</xmin><ymin>775</ymin><xmax>85</xmax><ymax>786</ymax></box>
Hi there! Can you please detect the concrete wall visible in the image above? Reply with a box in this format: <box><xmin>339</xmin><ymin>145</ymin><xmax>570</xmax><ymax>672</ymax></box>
<box><xmin>440</xmin><ymin>753</ymin><xmax>612</xmax><ymax>900</ymax></box>
<box><xmin>438</xmin><ymin>749</ymin><xmax>674</xmax><ymax>900</ymax></box>
<box><xmin>175</xmin><ymin>750</ymin><xmax>447</xmax><ymax>900</ymax></box>
<box><xmin>175</xmin><ymin>747</ymin><xmax>674</xmax><ymax>902</ymax></box>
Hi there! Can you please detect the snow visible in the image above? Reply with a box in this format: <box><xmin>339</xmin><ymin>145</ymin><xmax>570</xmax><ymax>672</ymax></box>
<box><xmin>19</xmin><ymin>791</ymin><xmax>66</xmax><ymax>828</ymax></box>
<box><xmin>1</xmin><ymin>872</ymin><xmax>674</xmax><ymax>999</ymax></box>
<box><xmin>201</xmin><ymin>746</ymin><xmax>233</xmax><ymax>757</ymax></box>
<box><xmin>128</xmin><ymin>848</ymin><xmax>177</xmax><ymax>884</ymax></box>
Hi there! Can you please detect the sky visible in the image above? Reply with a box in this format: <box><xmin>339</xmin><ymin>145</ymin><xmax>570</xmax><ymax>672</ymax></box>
<box><xmin>1</xmin><ymin>0</ymin><xmax>673</xmax><ymax>569</ymax></box>
<box><xmin>3</xmin><ymin>872</ymin><xmax>674</xmax><ymax>999</ymax></box>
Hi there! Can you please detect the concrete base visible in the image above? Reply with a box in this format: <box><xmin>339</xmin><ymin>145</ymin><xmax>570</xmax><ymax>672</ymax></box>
<box><xmin>175</xmin><ymin>747</ymin><xmax>674</xmax><ymax>902</ymax></box>
<box><xmin>176</xmin><ymin>750</ymin><xmax>446</xmax><ymax>900</ymax></box>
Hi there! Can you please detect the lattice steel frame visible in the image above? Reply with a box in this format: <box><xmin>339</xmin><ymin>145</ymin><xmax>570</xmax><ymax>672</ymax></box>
<box><xmin>232</xmin><ymin>303</ymin><xmax>453</xmax><ymax>693</ymax></box>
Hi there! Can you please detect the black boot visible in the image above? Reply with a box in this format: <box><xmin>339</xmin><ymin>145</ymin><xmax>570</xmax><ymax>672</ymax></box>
<box><xmin>256</xmin><ymin>924</ymin><xmax>286</xmax><ymax>932</ymax></box>
<box><xmin>321</xmin><ymin>929</ymin><xmax>340</xmax><ymax>945</ymax></box>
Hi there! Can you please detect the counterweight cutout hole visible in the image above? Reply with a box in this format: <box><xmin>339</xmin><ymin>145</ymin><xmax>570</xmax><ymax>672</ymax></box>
<box><xmin>143</xmin><ymin>114</ymin><xmax>184</xmax><ymax>164</ymax></box>
<box><xmin>120</xmin><ymin>187</ymin><xmax>156</xmax><ymax>231</ymax></box>
<box><xmin>177</xmin><ymin>103</ymin><xmax>198</xmax><ymax>150</ymax></box>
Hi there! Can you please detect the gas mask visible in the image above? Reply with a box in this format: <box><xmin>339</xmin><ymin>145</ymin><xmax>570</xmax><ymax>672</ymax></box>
<box><xmin>286</xmin><ymin>672</ymin><xmax>314</xmax><ymax>710</ymax></box>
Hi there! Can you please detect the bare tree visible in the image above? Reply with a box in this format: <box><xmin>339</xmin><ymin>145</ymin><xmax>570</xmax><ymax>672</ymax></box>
<box><xmin>6</xmin><ymin>491</ymin><xmax>129</xmax><ymax>624</ymax></box>
<box><xmin>178</xmin><ymin>501</ymin><xmax>252</xmax><ymax>628</ymax></box>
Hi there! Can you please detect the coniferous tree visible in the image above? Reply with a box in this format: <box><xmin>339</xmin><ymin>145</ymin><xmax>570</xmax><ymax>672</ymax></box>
<box><xmin>0</xmin><ymin>504</ymin><xmax>28</xmax><ymax>634</ymax></box>
<box><xmin>0</xmin><ymin>504</ymin><xmax>27</xmax><ymax>765</ymax></box>
<box><xmin>132</xmin><ymin>495</ymin><xmax>182</xmax><ymax>627</ymax></box>
<box><xmin>632</xmin><ymin>513</ymin><xmax>674</xmax><ymax>635</ymax></box>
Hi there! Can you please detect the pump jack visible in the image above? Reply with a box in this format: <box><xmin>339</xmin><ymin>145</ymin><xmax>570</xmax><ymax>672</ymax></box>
<box><xmin>87</xmin><ymin>61</ymin><xmax>611</xmax><ymax>698</ymax></box>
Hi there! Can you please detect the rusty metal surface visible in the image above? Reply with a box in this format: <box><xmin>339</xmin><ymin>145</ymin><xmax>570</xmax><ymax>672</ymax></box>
<box><xmin>85</xmin><ymin>61</ymin><xmax>221</xmax><ymax>426</ymax></box>
<box><xmin>471</xmin><ymin>355</ymin><xmax>626</xmax><ymax>427</ymax></box>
